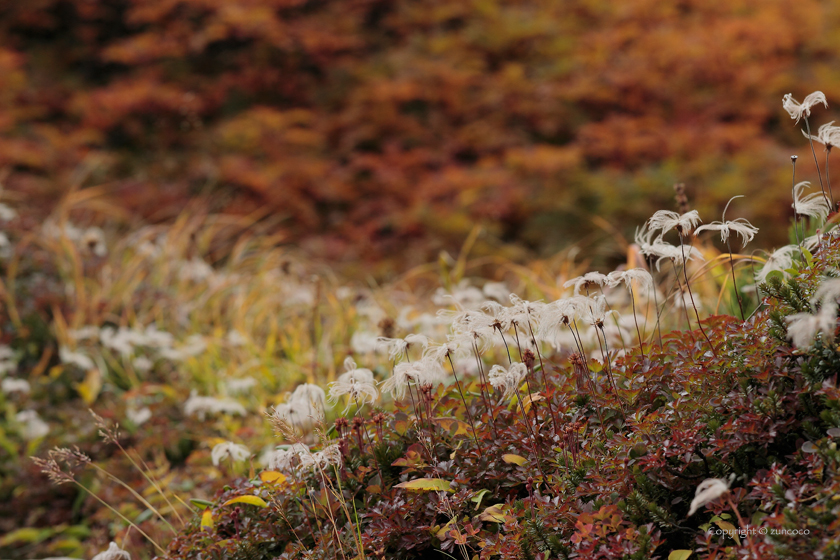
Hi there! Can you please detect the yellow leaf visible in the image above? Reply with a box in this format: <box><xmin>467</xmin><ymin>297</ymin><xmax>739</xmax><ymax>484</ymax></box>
<box><xmin>435</xmin><ymin>518</ymin><xmax>457</xmax><ymax>539</ymax></box>
<box><xmin>222</xmin><ymin>495</ymin><xmax>269</xmax><ymax>508</ymax></box>
<box><xmin>395</xmin><ymin>478</ymin><xmax>453</xmax><ymax>492</ymax></box>
<box><xmin>522</xmin><ymin>392</ymin><xmax>544</xmax><ymax>413</ymax></box>
<box><xmin>502</xmin><ymin>454</ymin><xmax>527</xmax><ymax>466</ymax></box>
<box><xmin>259</xmin><ymin>471</ymin><xmax>286</xmax><ymax>485</ymax></box>
<box><xmin>200</xmin><ymin>509</ymin><xmax>214</xmax><ymax>531</ymax></box>
<box><xmin>434</xmin><ymin>417</ymin><xmax>471</xmax><ymax>436</ymax></box>
<box><xmin>668</xmin><ymin>551</ymin><xmax>692</xmax><ymax>560</ymax></box>
<box><xmin>715</xmin><ymin>520</ymin><xmax>741</xmax><ymax>545</ymax></box>
<box><xmin>73</xmin><ymin>369</ymin><xmax>102</xmax><ymax>405</ymax></box>
<box><xmin>394</xmin><ymin>419</ymin><xmax>409</xmax><ymax>435</ymax></box>
<box><xmin>478</xmin><ymin>504</ymin><xmax>510</xmax><ymax>523</ymax></box>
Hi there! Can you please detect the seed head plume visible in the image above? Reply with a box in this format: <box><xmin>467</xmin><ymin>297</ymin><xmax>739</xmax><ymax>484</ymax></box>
<box><xmin>783</xmin><ymin>91</ymin><xmax>828</xmax><ymax>124</ymax></box>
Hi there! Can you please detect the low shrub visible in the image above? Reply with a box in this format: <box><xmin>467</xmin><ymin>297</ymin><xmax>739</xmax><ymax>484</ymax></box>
<box><xmin>160</xmin><ymin>235</ymin><xmax>840</xmax><ymax>559</ymax></box>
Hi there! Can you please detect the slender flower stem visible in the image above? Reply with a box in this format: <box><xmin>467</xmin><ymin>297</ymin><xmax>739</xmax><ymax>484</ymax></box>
<box><xmin>496</xmin><ymin>325</ymin><xmax>513</xmax><ymax>364</ymax></box>
<box><xmin>525</xmin><ymin>357</ymin><xmax>559</xmax><ymax>437</ymax></box>
<box><xmin>73</xmin><ymin>479</ymin><xmax>166</xmax><ymax>554</ymax></box>
<box><xmin>523</xmin><ymin>320</ymin><xmax>559</xmax><ymax>431</ymax></box>
<box><xmin>329</xmin><ymin>465</ymin><xmax>366</xmax><ymax>560</ymax></box>
<box><xmin>792</xmin><ymin>155</ymin><xmax>803</xmax><ymax>248</ymax></box>
<box><xmin>525</xmin><ymin>320</ymin><xmax>547</xmax><ymax>382</ymax></box>
<box><xmin>308</xmin><ymin>481</ymin><xmax>348</xmax><ymax>560</ymax></box>
<box><xmin>514</xmin><ymin>391</ymin><xmax>548</xmax><ymax>482</ymax></box>
<box><xmin>395</xmin><ymin>355</ymin><xmax>424</xmax><ymax>429</ymax></box>
<box><xmin>89</xmin><ymin>463</ymin><xmax>176</xmax><ymax>533</ymax></box>
<box><xmin>628</xmin><ymin>286</ymin><xmax>646</xmax><ymax>358</ymax></box>
<box><xmin>670</xmin><ymin>261</ymin><xmax>695</xmax><ymax>337</ymax></box>
<box><xmin>570</xmin><ymin>321</ymin><xmax>589</xmax><ymax>370</ymax></box>
<box><xmin>297</xmin><ymin>496</ymin><xmax>320</xmax><ymax>545</ymax></box>
<box><xmin>678</xmin><ymin>233</ymin><xmax>716</xmax><ymax>355</ymax></box>
<box><xmin>351</xmin><ymin>397</ymin><xmax>373</xmax><ymax>451</ymax></box>
<box><xmin>117</xmin><ymin>442</ymin><xmax>186</xmax><ymax>527</ymax></box>
<box><xmin>717</xmin><ymin>197</ymin><xmax>746</xmax><ymax>321</ymax></box>
<box><xmin>353</xmin><ymin>397</ymin><xmax>386</xmax><ymax>483</ymax></box>
<box><xmin>512</xmin><ymin>323</ymin><xmax>524</xmax><ymax>360</ymax></box>
<box><xmin>649</xmin><ymin>266</ymin><xmax>664</xmax><ymax>349</ymax></box>
<box><xmin>421</xmin><ymin>386</ymin><xmax>437</xmax><ymax>453</ymax></box>
<box><xmin>827</xmin><ymin>149</ymin><xmax>834</xmax><ymax>213</ymax></box>
<box><xmin>805</xmin><ymin>116</ymin><xmax>833</xmax><ymax>209</ymax></box>
<box><xmin>725</xmin><ymin>496</ymin><xmax>758</xmax><ymax>560</ymax></box>
<box><xmin>406</xmin><ymin>381</ymin><xmax>423</xmax><ymax>427</ymax></box>
<box><xmin>567</xmin><ymin>320</ymin><xmax>606</xmax><ymax>427</ymax></box>
<box><xmin>595</xmin><ymin>326</ymin><xmax>620</xmax><ymax>399</ymax></box>
<box><xmin>598</xmin><ymin>287</ymin><xmax>627</xmax><ymax>354</ymax></box>
<box><xmin>726</xmin><ymin>237</ymin><xmax>745</xmax><ymax>320</ymax></box>
<box><xmin>447</xmin><ymin>354</ymin><xmax>483</xmax><ymax>457</ymax></box>
<box><xmin>471</xmin><ymin>339</ymin><xmax>498</xmax><ymax>438</ymax></box>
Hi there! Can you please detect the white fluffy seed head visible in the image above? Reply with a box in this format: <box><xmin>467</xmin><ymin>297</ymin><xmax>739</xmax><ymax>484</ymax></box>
<box><xmin>647</xmin><ymin>210</ymin><xmax>702</xmax><ymax>236</ymax></box>
<box><xmin>606</xmin><ymin>268</ymin><xmax>654</xmax><ymax>294</ymax></box>
<box><xmin>802</xmin><ymin>120</ymin><xmax>840</xmax><ymax>151</ymax></box>
<box><xmin>783</xmin><ymin>91</ymin><xmax>828</xmax><ymax>123</ymax></box>
<box><xmin>792</xmin><ymin>181</ymin><xmax>830</xmax><ymax>222</ymax></box>
<box><xmin>211</xmin><ymin>441</ymin><xmax>250</xmax><ymax>466</ymax></box>
<box><xmin>488</xmin><ymin>362</ymin><xmax>528</xmax><ymax>400</ymax></box>
<box><xmin>687</xmin><ymin>477</ymin><xmax>731</xmax><ymax>516</ymax></box>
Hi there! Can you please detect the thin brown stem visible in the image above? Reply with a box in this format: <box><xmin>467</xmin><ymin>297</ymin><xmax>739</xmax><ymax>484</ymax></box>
<box><xmin>595</xmin><ymin>326</ymin><xmax>620</xmax><ymax>399</ymax></box>
<box><xmin>805</xmin><ymin>116</ymin><xmax>833</xmax><ymax>209</ymax></box>
<box><xmin>471</xmin><ymin>339</ymin><xmax>498</xmax><ymax>438</ymax></box>
<box><xmin>447</xmin><ymin>354</ymin><xmax>483</xmax><ymax>458</ymax></box>
<box><xmin>792</xmin><ymin>156</ymin><xmax>803</xmax><ymax>248</ymax></box>
<box><xmin>514</xmin><ymin>392</ymin><xmax>548</xmax><ymax>482</ymax></box>
<box><xmin>629</xmin><ymin>286</ymin><xmax>646</xmax><ymax>359</ymax></box>
<box><xmin>725</xmin><ymin>495</ymin><xmax>758</xmax><ymax>560</ymax></box>
<box><xmin>827</xmin><ymin>149</ymin><xmax>833</xmax><ymax>212</ymax></box>
<box><xmin>496</xmin><ymin>325</ymin><xmax>513</xmax><ymax>364</ymax></box>
<box><xmin>678</xmin><ymin>234</ymin><xmax>715</xmax><ymax>356</ymax></box>
<box><xmin>726</xmin><ymin>239</ymin><xmax>745</xmax><ymax>320</ymax></box>
<box><xmin>568</xmin><ymin>322</ymin><xmax>606</xmax><ymax>428</ymax></box>
<box><xmin>670</xmin><ymin>261</ymin><xmax>695</xmax><ymax>336</ymax></box>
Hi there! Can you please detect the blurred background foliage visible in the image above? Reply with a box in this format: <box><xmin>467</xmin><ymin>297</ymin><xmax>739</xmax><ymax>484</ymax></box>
<box><xmin>3</xmin><ymin>1</ymin><xmax>840</xmax><ymax>556</ymax></box>
<box><xmin>2</xmin><ymin>0</ymin><xmax>840</xmax><ymax>275</ymax></box>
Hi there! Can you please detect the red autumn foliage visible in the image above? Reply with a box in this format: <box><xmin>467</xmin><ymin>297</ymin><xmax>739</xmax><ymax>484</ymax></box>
<box><xmin>1</xmin><ymin>0</ymin><xmax>839</xmax><ymax>271</ymax></box>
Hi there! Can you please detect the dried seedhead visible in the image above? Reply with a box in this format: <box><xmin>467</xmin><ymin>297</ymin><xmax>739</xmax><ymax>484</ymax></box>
<box><xmin>32</xmin><ymin>446</ymin><xmax>91</xmax><ymax>485</ymax></box>
<box><xmin>89</xmin><ymin>409</ymin><xmax>121</xmax><ymax>445</ymax></box>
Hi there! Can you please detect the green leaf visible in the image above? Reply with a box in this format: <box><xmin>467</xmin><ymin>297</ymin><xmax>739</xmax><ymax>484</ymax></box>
<box><xmin>669</xmin><ymin>551</ymin><xmax>692</xmax><ymax>560</ymax></box>
<box><xmin>395</xmin><ymin>478</ymin><xmax>453</xmax><ymax>492</ymax></box>
<box><xmin>190</xmin><ymin>498</ymin><xmax>214</xmax><ymax>508</ymax></box>
<box><xmin>0</xmin><ymin>528</ymin><xmax>50</xmax><ymax>547</ymax></box>
<box><xmin>471</xmin><ymin>489</ymin><xmax>492</xmax><ymax>509</ymax></box>
<box><xmin>135</xmin><ymin>509</ymin><xmax>154</xmax><ymax>523</ymax></box>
